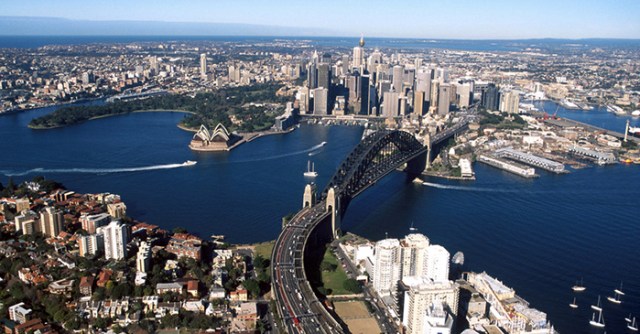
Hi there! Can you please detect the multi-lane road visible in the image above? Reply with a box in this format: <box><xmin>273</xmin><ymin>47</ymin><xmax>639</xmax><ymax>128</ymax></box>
<box><xmin>271</xmin><ymin>203</ymin><xmax>345</xmax><ymax>334</ymax></box>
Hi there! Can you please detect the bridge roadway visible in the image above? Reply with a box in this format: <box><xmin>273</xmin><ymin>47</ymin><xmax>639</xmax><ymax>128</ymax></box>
<box><xmin>271</xmin><ymin>122</ymin><xmax>473</xmax><ymax>333</ymax></box>
<box><xmin>271</xmin><ymin>204</ymin><xmax>343</xmax><ymax>334</ymax></box>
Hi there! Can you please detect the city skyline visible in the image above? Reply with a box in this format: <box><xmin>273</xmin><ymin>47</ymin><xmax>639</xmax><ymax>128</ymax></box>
<box><xmin>1</xmin><ymin>0</ymin><xmax>639</xmax><ymax>39</ymax></box>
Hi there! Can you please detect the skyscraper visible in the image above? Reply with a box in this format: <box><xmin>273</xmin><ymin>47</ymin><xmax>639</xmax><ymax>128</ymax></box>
<box><xmin>437</xmin><ymin>84</ymin><xmax>452</xmax><ymax>116</ymax></box>
<box><xmin>352</xmin><ymin>35</ymin><xmax>365</xmax><ymax>70</ymax></box>
<box><xmin>199</xmin><ymin>53</ymin><xmax>207</xmax><ymax>77</ymax></box>
<box><xmin>78</xmin><ymin>234</ymin><xmax>104</xmax><ymax>257</ymax></box>
<box><xmin>312</xmin><ymin>87</ymin><xmax>329</xmax><ymax>116</ymax></box>
<box><xmin>39</xmin><ymin>206</ymin><xmax>64</xmax><ymax>238</ymax></box>
<box><xmin>401</xmin><ymin>233</ymin><xmax>430</xmax><ymax>279</ymax></box>
<box><xmin>316</xmin><ymin>63</ymin><xmax>331</xmax><ymax>90</ymax></box>
<box><xmin>373</xmin><ymin>238</ymin><xmax>402</xmax><ymax>295</ymax></box>
<box><xmin>392</xmin><ymin>65</ymin><xmax>405</xmax><ymax>94</ymax></box>
<box><xmin>413</xmin><ymin>91</ymin><xmax>425</xmax><ymax>116</ymax></box>
<box><xmin>383</xmin><ymin>91</ymin><xmax>400</xmax><ymax>118</ymax></box>
<box><xmin>456</xmin><ymin>83</ymin><xmax>472</xmax><ymax>109</ymax></box>
<box><xmin>481</xmin><ymin>83</ymin><xmax>500</xmax><ymax>111</ymax></box>
<box><xmin>100</xmin><ymin>220</ymin><xmax>128</xmax><ymax>261</ymax></box>
<box><xmin>359</xmin><ymin>74</ymin><xmax>371</xmax><ymax>115</ymax></box>
<box><xmin>500</xmin><ymin>90</ymin><xmax>520</xmax><ymax>114</ymax></box>
<box><xmin>429</xmin><ymin>80</ymin><xmax>440</xmax><ymax>114</ymax></box>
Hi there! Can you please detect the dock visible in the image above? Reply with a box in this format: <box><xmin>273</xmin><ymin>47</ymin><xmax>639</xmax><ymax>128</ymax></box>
<box><xmin>494</xmin><ymin>148</ymin><xmax>567</xmax><ymax>174</ymax></box>
<box><xmin>477</xmin><ymin>154</ymin><xmax>538</xmax><ymax>178</ymax></box>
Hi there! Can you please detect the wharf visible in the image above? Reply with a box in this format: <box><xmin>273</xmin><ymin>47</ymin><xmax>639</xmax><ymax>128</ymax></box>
<box><xmin>477</xmin><ymin>154</ymin><xmax>538</xmax><ymax>178</ymax></box>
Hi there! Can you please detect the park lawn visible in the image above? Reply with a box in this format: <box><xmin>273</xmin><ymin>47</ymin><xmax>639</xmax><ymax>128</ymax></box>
<box><xmin>321</xmin><ymin>248</ymin><xmax>350</xmax><ymax>295</ymax></box>
<box><xmin>254</xmin><ymin>240</ymin><xmax>275</xmax><ymax>259</ymax></box>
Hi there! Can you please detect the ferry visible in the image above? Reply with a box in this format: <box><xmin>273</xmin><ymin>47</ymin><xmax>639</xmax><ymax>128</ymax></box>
<box><xmin>303</xmin><ymin>161</ymin><xmax>318</xmax><ymax>177</ymax></box>
<box><xmin>183</xmin><ymin>160</ymin><xmax>197</xmax><ymax>166</ymax></box>
<box><xmin>607</xmin><ymin>104</ymin><xmax>627</xmax><ymax>115</ymax></box>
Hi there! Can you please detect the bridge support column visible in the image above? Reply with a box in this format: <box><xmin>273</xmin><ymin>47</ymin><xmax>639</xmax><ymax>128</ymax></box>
<box><xmin>302</xmin><ymin>183</ymin><xmax>317</xmax><ymax>208</ymax></box>
<box><xmin>325</xmin><ymin>187</ymin><xmax>341</xmax><ymax>239</ymax></box>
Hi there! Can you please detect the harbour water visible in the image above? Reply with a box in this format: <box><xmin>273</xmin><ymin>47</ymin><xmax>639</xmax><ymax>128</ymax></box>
<box><xmin>1</xmin><ymin>102</ymin><xmax>639</xmax><ymax>333</ymax></box>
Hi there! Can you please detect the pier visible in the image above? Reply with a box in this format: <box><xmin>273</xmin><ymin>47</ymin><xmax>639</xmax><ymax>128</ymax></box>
<box><xmin>494</xmin><ymin>148</ymin><xmax>566</xmax><ymax>173</ymax></box>
<box><xmin>477</xmin><ymin>154</ymin><xmax>537</xmax><ymax>178</ymax></box>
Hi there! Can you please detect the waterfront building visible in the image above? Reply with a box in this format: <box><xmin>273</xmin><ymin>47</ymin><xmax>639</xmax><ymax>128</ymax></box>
<box><xmin>401</xmin><ymin>233</ymin><xmax>430</xmax><ymax>279</ymax></box>
<box><xmin>100</xmin><ymin>220</ymin><xmax>128</xmax><ymax>261</ymax></box>
<box><xmin>107</xmin><ymin>202</ymin><xmax>127</xmax><ymax>219</ymax></box>
<box><xmin>438</xmin><ymin>84</ymin><xmax>452</xmax><ymax>115</ymax></box>
<box><xmin>425</xmin><ymin>245</ymin><xmax>450</xmax><ymax>282</ymax></box>
<box><xmin>313</xmin><ymin>87</ymin><xmax>329</xmax><ymax>116</ymax></box>
<box><xmin>372</xmin><ymin>238</ymin><xmax>402</xmax><ymax>296</ymax></box>
<box><xmin>189</xmin><ymin>123</ymin><xmax>240</xmax><ymax>151</ymax></box>
<box><xmin>136</xmin><ymin>241</ymin><xmax>152</xmax><ymax>273</ymax></box>
<box><xmin>39</xmin><ymin>206</ymin><xmax>64</xmax><ymax>238</ymax></box>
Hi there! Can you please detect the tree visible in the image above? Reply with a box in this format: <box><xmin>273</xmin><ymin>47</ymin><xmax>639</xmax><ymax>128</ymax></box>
<box><xmin>320</xmin><ymin>261</ymin><xmax>337</xmax><ymax>272</ymax></box>
<box><xmin>343</xmin><ymin>279</ymin><xmax>362</xmax><ymax>294</ymax></box>
<box><xmin>172</xmin><ymin>227</ymin><xmax>187</xmax><ymax>234</ymax></box>
<box><xmin>243</xmin><ymin>279</ymin><xmax>260</xmax><ymax>299</ymax></box>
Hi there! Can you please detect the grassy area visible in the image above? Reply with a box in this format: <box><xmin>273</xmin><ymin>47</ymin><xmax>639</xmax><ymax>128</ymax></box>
<box><xmin>321</xmin><ymin>248</ymin><xmax>350</xmax><ymax>295</ymax></box>
<box><xmin>254</xmin><ymin>240</ymin><xmax>275</xmax><ymax>259</ymax></box>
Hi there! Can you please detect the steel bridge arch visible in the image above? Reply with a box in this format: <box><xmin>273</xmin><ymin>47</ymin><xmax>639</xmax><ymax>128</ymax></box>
<box><xmin>322</xmin><ymin>130</ymin><xmax>427</xmax><ymax>204</ymax></box>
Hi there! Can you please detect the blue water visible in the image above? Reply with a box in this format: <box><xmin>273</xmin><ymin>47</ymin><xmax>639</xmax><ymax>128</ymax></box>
<box><xmin>1</xmin><ymin>102</ymin><xmax>639</xmax><ymax>334</ymax></box>
<box><xmin>535</xmin><ymin>100</ymin><xmax>640</xmax><ymax>132</ymax></box>
<box><xmin>2</xmin><ymin>35</ymin><xmax>640</xmax><ymax>52</ymax></box>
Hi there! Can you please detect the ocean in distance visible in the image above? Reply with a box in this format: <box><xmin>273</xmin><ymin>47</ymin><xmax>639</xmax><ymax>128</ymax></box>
<box><xmin>2</xmin><ymin>35</ymin><xmax>640</xmax><ymax>52</ymax></box>
<box><xmin>1</xmin><ymin>102</ymin><xmax>639</xmax><ymax>334</ymax></box>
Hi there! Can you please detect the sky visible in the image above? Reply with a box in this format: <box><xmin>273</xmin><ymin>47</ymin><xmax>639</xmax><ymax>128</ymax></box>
<box><xmin>1</xmin><ymin>0</ymin><xmax>639</xmax><ymax>39</ymax></box>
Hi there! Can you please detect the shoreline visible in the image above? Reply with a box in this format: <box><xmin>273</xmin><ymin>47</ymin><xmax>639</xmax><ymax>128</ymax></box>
<box><xmin>188</xmin><ymin>126</ymin><xmax>297</xmax><ymax>152</ymax></box>
<box><xmin>28</xmin><ymin>108</ymin><xmax>197</xmax><ymax>130</ymax></box>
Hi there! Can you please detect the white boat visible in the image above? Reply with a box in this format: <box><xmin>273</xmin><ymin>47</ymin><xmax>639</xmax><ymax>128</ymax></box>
<box><xmin>183</xmin><ymin>160</ymin><xmax>197</xmax><ymax>166</ymax></box>
<box><xmin>569</xmin><ymin>297</ymin><xmax>578</xmax><ymax>309</ymax></box>
<box><xmin>607</xmin><ymin>104</ymin><xmax>627</xmax><ymax>115</ymax></box>
<box><xmin>589</xmin><ymin>305</ymin><xmax>605</xmax><ymax>328</ymax></box>
<box><xmin>626</xmin><ymin>314</ymin><xmax>632</xmax><ymax>323</ymax></box>
<box><xmin>606</xmin><ymin>294</ymin><xmax>621</xmax><ymax>304</ymax></box>
<box><xmin>629</xmin><ymin>126</ymin><xmax>640</xmax><ymax>135</ymax></box>
<box><xmin>632</xmin><ymin>110</ymin><xmax>640</xmax><ymax>117</ymax></box>
<box><xmin>591</xmin><ymin>295</ymin><xmax>602</xmax><ymax>312</ymax></box>
<box><xmin>572</xmin><ymin>278</ymin><xmax>586</xmax><ymax>292</ymax></box>
<box><xmin>629</xmin><ymin>317</ymin><xmax>638</xmax><ymax>331</ymax></box>
<box><xmin>452</xmin><ymin>251</ymin><xmax>464</xmax><ymax>265</ymax></box>
<box><xmin>303</xmin><ymin>160</ymin><xmax>318</xmax><ymax>177</ymax></box>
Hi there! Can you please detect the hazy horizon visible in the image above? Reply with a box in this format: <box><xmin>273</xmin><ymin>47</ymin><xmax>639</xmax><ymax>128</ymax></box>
<box><xmin>0</xmin><ymin>0</ymin><xmax>639</xmax><ymax>39</ymax></box>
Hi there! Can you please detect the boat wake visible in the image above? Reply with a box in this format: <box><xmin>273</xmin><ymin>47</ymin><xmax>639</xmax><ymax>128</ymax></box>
<box><xmin>1</xmin><ymin>163</ymin><xmax>191</xmax><ymax>176</ymax></box>
<box><xmin>422</xmin><ymin>182</ymin><xmax>518</xmax><ymax>193</ymax></box>
<box><xmin>234</xmin><ymin>141</ymin><xmax>327</xmax><ymax>163</ymax></box>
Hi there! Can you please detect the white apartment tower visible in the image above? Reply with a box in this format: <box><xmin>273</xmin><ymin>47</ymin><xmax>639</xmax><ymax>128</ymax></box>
<box><xmin>39</xmin><ymin>206</ymin><xmax>64</xmax><ymax>238</ymax></box>
<box><xmin>136</xmin><ymin>241</ymin><xmax>152</xmax><ymax>273</ymax></box>
<box><xmin>425</xmin><ymin>245</ymin><xmax>450</xmax><ymax>282</ymax></box>
<box><xmin>401</xmin><ymin>233</ymin><xmax>430</xmax><ymax>279</ymax></box>
<box><xmin>199</xmin><ymin>53</ymin><xmax>207</xmax><ymax>77</ymax></box>
<box><xmin>373</xmin><ymin>238</ymin><xmax>402</xmax><ymax>295</ymax></box>
<box><xmin>101</xmin><ymin>220</ymin><xmax>128</xmax><ymax>260</ymax></box>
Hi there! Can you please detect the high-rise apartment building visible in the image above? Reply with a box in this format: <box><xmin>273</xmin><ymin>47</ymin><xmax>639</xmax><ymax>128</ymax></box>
<box><xmin>39</xmin><ymin>206</ymin><xmax>64</xmax><ymax>238</ymax></box>
<box><xmin>100</xmin><ymin>220</ymin><xmax>128</xmax><ymax>261</ymax></box>
<box><xmin>425</xmin><ymin>245</ymin><xmax>450</xmax><ymax>282</ymax></box>
<box><xmin>500</xmin><ymin>90</ymin><xmax>520</xmax><ymax>114</ymax></box>
<box><xmin>136</xmin><ymin>241</ymin><xmax>152</xmax><ymax>273</ymax></box>
<box><xmin>199</xmin><ymin>53</ymin><xmax>207</xmax><ymax>77</ymax></box>
<box><xmin>401</xmin><ymin>233</ymin><xmax>430</xmax><ymax>279</ymax></box>
<box><xmin>78</xmin><ymin>234</ymin><xmax>104</xmax><ymax>257</ymax></box>
<box><xmin>401</xmin><ymin>277</ymin><xmax>460</xmax><ymax>334</ymax></box>
<box><xmin>373</xmin><ymin>238</ymin><xmax>402</xmax><ymax>295</ymax></box>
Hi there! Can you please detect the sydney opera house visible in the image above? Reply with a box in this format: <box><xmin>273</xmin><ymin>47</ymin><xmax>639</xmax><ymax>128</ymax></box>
<box><xmin>189</xmin><ymin>123</ymin><xmax>241</xmax><ymax>151</ymax></box>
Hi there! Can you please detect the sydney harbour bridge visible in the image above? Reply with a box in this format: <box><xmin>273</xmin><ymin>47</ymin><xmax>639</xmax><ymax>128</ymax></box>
<box><xmin>271</xmin><ymin>120</ymin><xmax>469</xmax><ymax>334</ymax></box>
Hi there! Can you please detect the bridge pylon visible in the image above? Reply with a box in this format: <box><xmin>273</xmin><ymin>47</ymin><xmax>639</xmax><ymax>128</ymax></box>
<box><xmin>303</xmin><ymin>183</ymin><xmax>317</xmax><ymax>208</ymax></box>
<box><xmin>325</xmin><ymin>187</ymin><xmax>341</xmax><ymax>239</ymax></box>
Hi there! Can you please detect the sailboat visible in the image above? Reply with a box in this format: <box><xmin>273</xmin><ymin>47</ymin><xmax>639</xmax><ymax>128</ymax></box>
<box><xmin>591</xmin><ymin>295</ymin><xmax>602</xmax><ymax>312</ymax></box>
<box><xmin>626</xmin><ymin>313</ymin><xmax>632</xmax><ymax>323</ymax></box>
<box><xmin>409</xmin><ymin>222</ymin><xmax>418</xmax><ymax>232</ymax></box>
<box><xmin>589</xmin><ymin>308</ymin><xmax>605</xmax><ymax>328</ymax></box>
<box><xmin>572</xmin><ymin>278</ymin><xmax>586</xmax><ymax>292</ymax></box>
<box><xmin>303</xmin><ymin>160</ymin><xmax>318</xmax><ymax>177</ymax></box>
<box><xmin>569</xmin><ymin>297</ymin><xmax>578</xmax><ymax>309</ymax></box>
<box><xmin>628</xmin><ymin>317</ymin><xmax>638</xmax><ymax>331</ymax></box>
<box><xmin>607</xmin><ymin>282</ymin><xmax>624</xmax><ymax>304</ymax></box>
